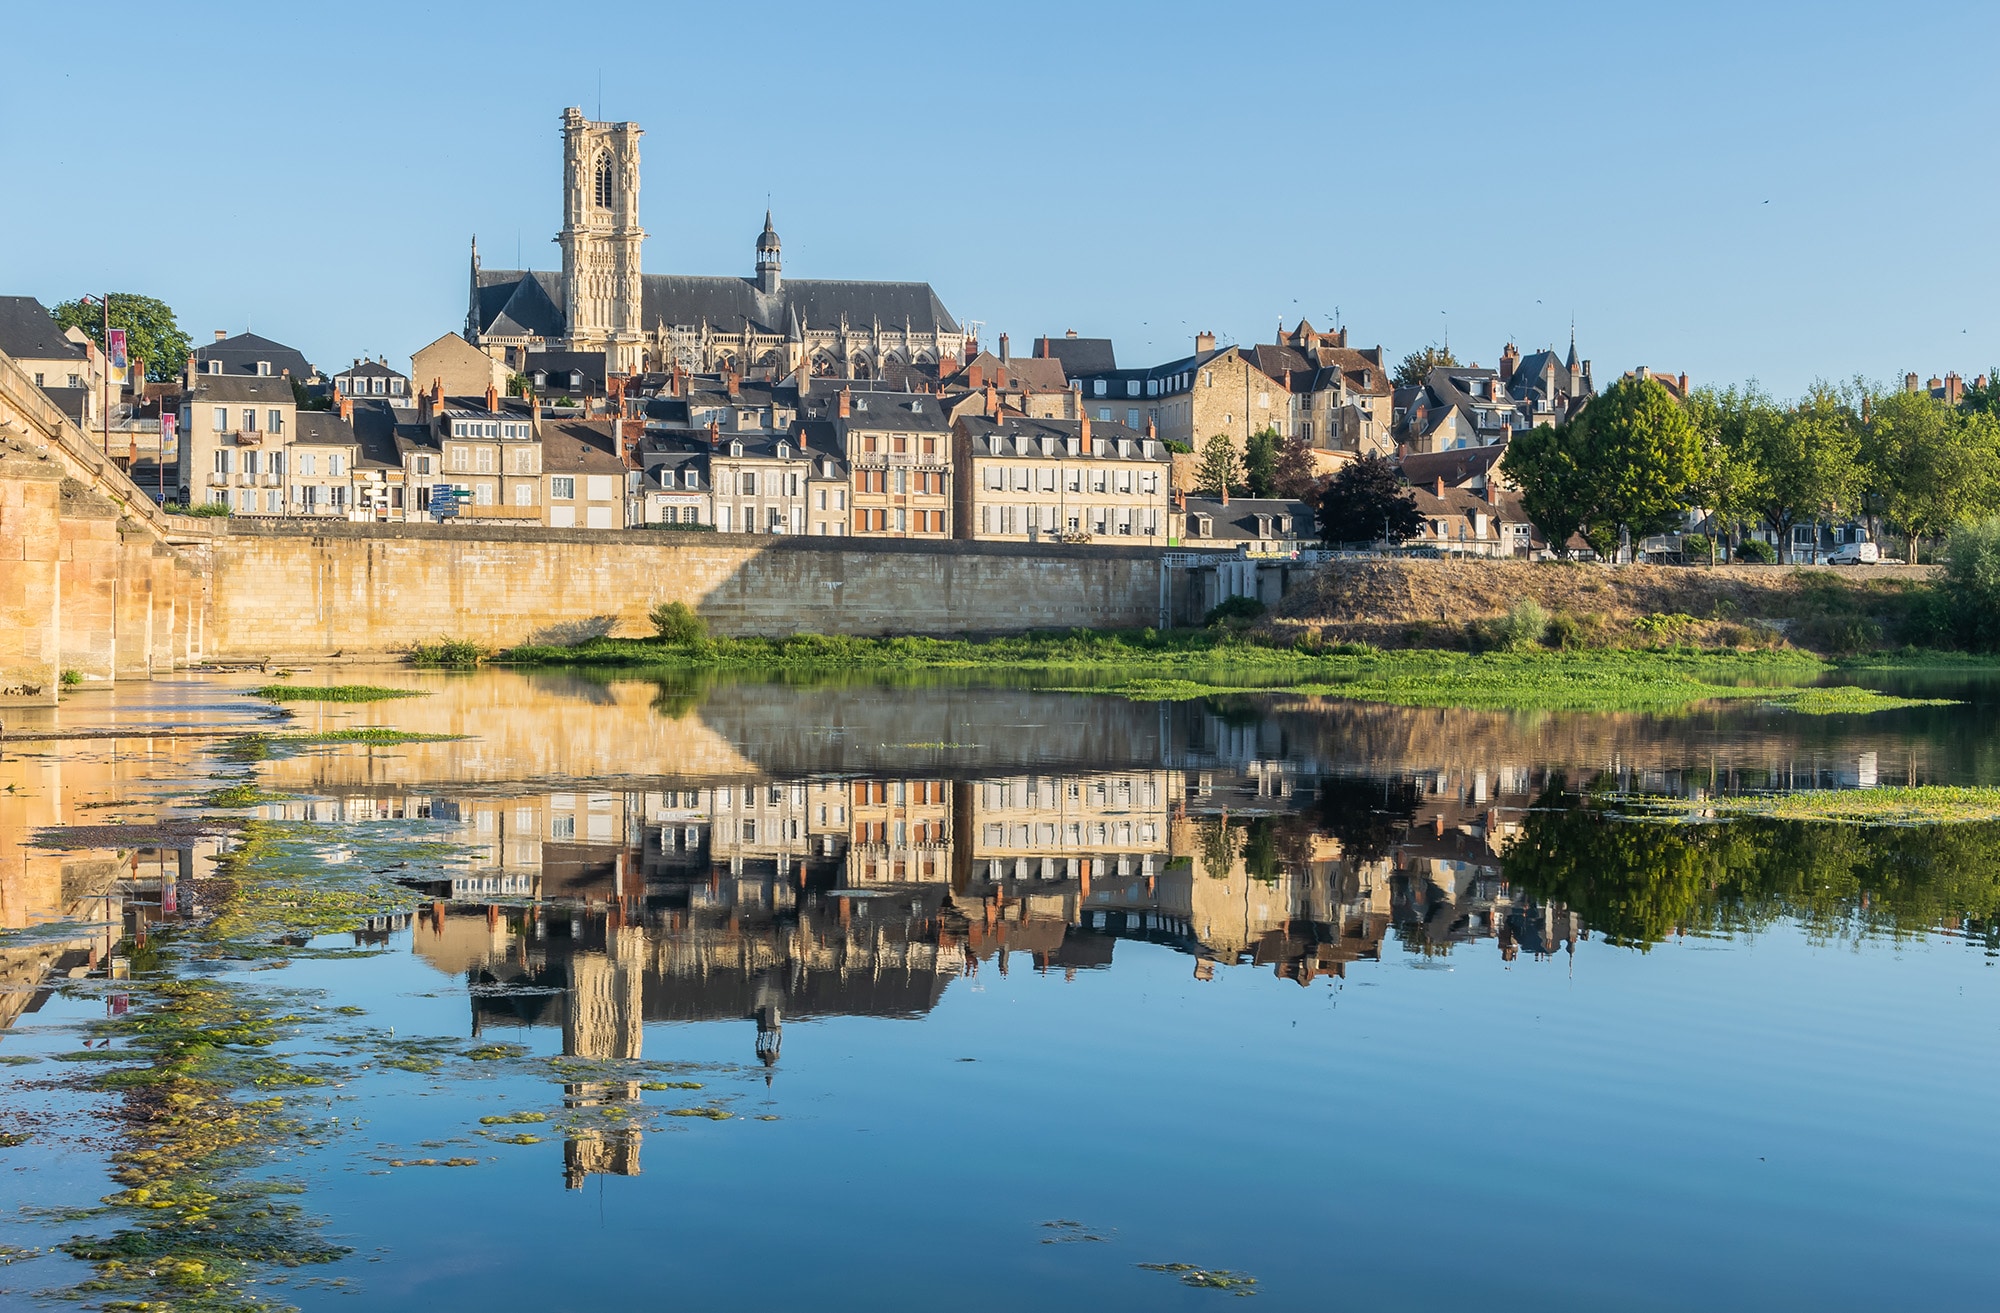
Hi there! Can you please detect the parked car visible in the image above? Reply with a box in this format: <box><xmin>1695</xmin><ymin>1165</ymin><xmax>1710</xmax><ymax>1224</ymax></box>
<box><xmin>1828</xmin><ymin>540</ymin><xmax>1880</xmax><ymax>565</ymax></box>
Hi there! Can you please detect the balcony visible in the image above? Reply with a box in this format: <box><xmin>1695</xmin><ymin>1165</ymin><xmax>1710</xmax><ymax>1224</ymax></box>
<box><xmin>259</xmin><ymin>472</ymin><xmax>281</xmax><ymax>487</ymax></box>
<box><xmin>231</xmin><ymin>430</ymin><xmax>265</xmax><ymax>447</ymax></box>
<box><xmin>233</xmin><ymin>472</ymin><xmax>254</xmax><ymax>487</ymax></box>
<box><xmin>206</xmin><ymin>472</ymin><xmax>228</xmax><ymax>488</ymax></box>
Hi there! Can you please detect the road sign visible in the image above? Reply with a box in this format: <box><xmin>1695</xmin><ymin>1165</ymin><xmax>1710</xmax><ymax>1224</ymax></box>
<box><xmin>428</xmin><ymin>487</ymin><xmax>459</xmax><ymax>519</ymax></box>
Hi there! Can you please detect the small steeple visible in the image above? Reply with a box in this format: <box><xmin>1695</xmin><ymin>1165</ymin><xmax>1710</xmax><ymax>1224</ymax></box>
<box><xmin>755</xmin><ymin>209</ymin><xmax>781</xmax><ymax>296</ymax></box>
<box><xmin>1565</xmin><ymin>322</ymin><xmax>1578</xmax><ymax>373</ymax></box>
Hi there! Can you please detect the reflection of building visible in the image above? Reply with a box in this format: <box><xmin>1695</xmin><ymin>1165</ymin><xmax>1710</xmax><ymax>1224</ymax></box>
<box><xmin>565</xmin><ymin>1127</ymin><xmax>641</xmax><ymax>1191</ymax></box>
<box><xmin>848</xmin><ymin>779</ymin><xmax>950</xmax><ymax>885</ymax></box>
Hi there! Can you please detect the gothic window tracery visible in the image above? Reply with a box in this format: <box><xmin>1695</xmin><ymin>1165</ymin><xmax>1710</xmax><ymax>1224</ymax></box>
<box><xmin>594</xmin><ymin>155</ymin><xmax>613</xmax><ymax>208</ymax></box>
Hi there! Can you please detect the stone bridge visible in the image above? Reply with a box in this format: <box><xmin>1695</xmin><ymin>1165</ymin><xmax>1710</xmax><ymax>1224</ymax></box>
<box><xmin>0</xmin><ymin>346</ymin><xmax>217</xmax><ymax>702</ymax></box>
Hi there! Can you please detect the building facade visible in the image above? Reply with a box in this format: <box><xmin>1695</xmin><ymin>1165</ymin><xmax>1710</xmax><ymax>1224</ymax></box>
<box><xmin>952</xmin><ymin>414</ymin><xmax>1171</xmax><ymax>544</ymax></box>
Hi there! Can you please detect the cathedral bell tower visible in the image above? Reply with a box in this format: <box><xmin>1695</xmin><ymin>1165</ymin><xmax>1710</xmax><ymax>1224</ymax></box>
<box><xmin>557</xmin><ymin>106</ymin><xmax>645</xmax><ymax>374</ymax></box>
<box><xmin>755</xmin><ymin>210</ymin><xmax>782</xmax><ymax>297</ymax></box>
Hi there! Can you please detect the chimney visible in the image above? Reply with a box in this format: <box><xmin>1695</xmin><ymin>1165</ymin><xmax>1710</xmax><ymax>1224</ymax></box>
<box><xmin>984</xmin><ymin>384</ymin><xmax>997</xmax><ymax>417</ymax></box>
<box><xmin>797</xmin><ymin>422</ymin><xmax>808</xmax><ymax>450</ymax></box>
<box><xmin>484</xmin><ymin>381</ymin><xmax>499</xmax><ymax>413</ymax></box>
<box><xmin>430</xmin><ymin>377</ymin><xmax>443</xmax><ymax>410</ymax></box>
<box><xmin>184</xmin><ymin>350</ymin><xmax>195</xmax><ymax>389</ymax></box>
<box><xmin>1435</xmin><ymin>476</ymin><xmax>1446</xmax><ymax>498</ymax></box>
<box><xmin>1195</xmin><ymin>330</ymin><xmax>1215</xmax><ymax>353</ymax></box>
<box><xmin>337</xmin><ymin>393</ymin><xmax>352</xmax><ymax>422</ymax></box>
<box><xmin>1499</xmin><ymin>342</ymin><xmax>1519</xmax><ymax>385</ymax></box>
<box><xmin>726</xmin><ymin>370</ymin><xmax>740</xmax><ymax>398</ymax></box>
<box><xmin>1221</xmin><ymin>482</ymin><xmax>1228</xmax><ymax>506</ymax></box>
<box><xmin>999</xmin><ymin>332</ymin><xmax>1010</xmax><ymax>362</ymax></box>
<box><xmin>531</xmin><ymin>391</ymin><xmax>542</xmax><ymax>439</ymax></box>
<box><xmin>1947</xmin><ymin>372</ymin><xmax>1964</xmax><ymax>406</ymax></box>
<box><xmin>996</xmin><ymin>364</ymin><xmax>1009</xmax><ymax>389</ymax></box>
<box><xmin>418</xmin><ymin>388</ymin><xmax>431</xmax><ymax>426</ymax></box>
<box><xmin>708</xmin><ymin>419</ymin><xmax>721</xmax><ymax>447</ymax></box>
<box><xmin>837</xmin><ymin>386</ymin><xmax>851</xmax><ymax>419</ymax></box>
<box><xmin>1679</xmin><ymin>372</ymin><xmax>1690</xmax><ymax>396</ymax></box>
<box><xmin>213</xmin><ymin>329</ymin><xmax>226</xmax><ymax>342</ymax></box>
<box><xmin>1037</xmin><ymin>338</ymin><xmax>1050</xmax><ymax>359</ymax></box>
<box><xmin>1146</xmin><ymin>418</ymin><xmax>1157</xmax><ymax>441</ymax></box>
<box><xmin>1079</xmin><ymin>412</ymin><xmax>1092</xmax><ymax>446</ymax></box>
<box><xmin>1065</xmin><ymin>329</ymin><xmax>1078</xmax><ymax>339</ymax></box>
<box><xmin>967</xmin><ymin>363</ymin><xmax>983</xmax><ymax>390</ymax></box>
<box><xmin>1905</xmin><ymin>371</ymin><xmax>1921</xmax><ymax>393</ymax></box>
<box><xmin>1486</xmin><ymin>479</ymin><xmax>1500</xmax><ymax>506</ymax></box>
<box><xmin>1927</xmin><ymin>376</ymin><xmax>1944</xmax><ymax>393</ymax></box>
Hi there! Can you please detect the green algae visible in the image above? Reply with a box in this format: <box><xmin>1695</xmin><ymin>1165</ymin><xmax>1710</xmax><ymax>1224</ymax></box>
<box><xmin>249</xmin><ymin>685</ymin><xmax>427</xmax><ymax>704</ymax></box>
<box><xmin>666</xmin><ymin>1107</ymin><xmax>733</xmax><ymax>1120</ymax></box>
<box><xmin>638</xmin><ymin>1080</ymin><xmax>703</xmax><ymax>1091</ymax></box>
<box><xmin>477</xmin><ymin>1113</ymin><xmax>547</xmax><ymax>1125</ymax></box>
<box><xmin>218</xmin><ymin>729</ymin><xmax>464</xmax><ymax>763</ymax></box>
<box><xmin>1138</xmin><ymin>1262</ymin><xmax>1259</xmax><ymax>1295</ymax></box>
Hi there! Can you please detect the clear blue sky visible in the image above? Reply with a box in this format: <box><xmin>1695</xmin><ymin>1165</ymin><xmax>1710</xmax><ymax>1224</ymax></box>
<box><xmin>3</xmin><ymin>0</ymin><xmax>1994</xmax><ymax>396</ymax></box>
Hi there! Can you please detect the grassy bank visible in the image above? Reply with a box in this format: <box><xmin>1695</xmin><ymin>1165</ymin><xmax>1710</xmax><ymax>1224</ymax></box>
<box><xmin>488</xmin><ymin>629</ymin><xmax>1855</xmax><ymax>713</ymax></box>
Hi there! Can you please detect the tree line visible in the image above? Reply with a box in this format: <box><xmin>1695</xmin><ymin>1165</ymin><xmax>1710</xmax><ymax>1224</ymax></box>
<box><xmin>1501</xmin><ymin>373</ymin><xmax>2000</xmax><ymax>564</ymax></box>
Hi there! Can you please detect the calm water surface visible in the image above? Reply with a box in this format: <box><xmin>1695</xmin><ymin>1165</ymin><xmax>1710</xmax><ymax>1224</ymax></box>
<box><xmin>3</xmin><ymin>669</ymin><xmax>1999</xmax><ymax>1310</ymax></box>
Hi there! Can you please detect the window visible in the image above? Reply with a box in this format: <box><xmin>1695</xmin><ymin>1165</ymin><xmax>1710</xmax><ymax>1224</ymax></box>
<box><xmin>328</xmin><ymin>454</ymin><xmax>344</xmax><ymax>476</ymax></box>
<box><xmin>256</xmin><ymin>361</ymin><xmax>271</xmax><ymax>377</ymax></box>
<box><xmin>371</xmin><ymin>376</ymin><xmax>384</xmax><ymax>395</ymax></box>
<box><xmin>416</xmin><ymin>456</ymin><xmax>432</xmax><ymax>475</ymax></box>
<box><xmin>67</xmin><ymin>373</ymin><xmax>80</xmax><ymax>389</ymax></box>
<box><xmin>212</xmin><ymin>406</ymin><xmax>227</xmax><ymax>432</ymax></box>
<box><xmin>514</xmin><ymin>483</ymin><xmax>534</xmax><ymax>506</ymax></box>
<box><xmin>268</xmin><ymin>409</ymin><xmax>283</xmax><ymax>433</ymax></box>
<box><xmin>213</xmin><ymin>450</ymin><xmax>232</xmax><ymax>474</ymax></box>
<box><xmin>475</xmin><ymin>448</ymin><xmax>494</xmax><ymax>473</ymax></box>
<box><xmin>551</xmin><ymin>476</ymin><xmax>575</xmax><ymax>500</ymax></box>
<box><xmin>474</xmin><ymin>483</ymin><xmax>493</xmax><ymax>506</ymax></box>
<box><xmin>1127</xmin><ymin>408</ymin><xmax>1140</xmax><ymax>427</ymax></box>
<box><xmin>742</xmin><ymin>471</ymin><xmax>757</xmax><ymax>496</ymax></box>
<box><xmin>594</xmin><ymin>156</ymin><xmax>613</xmax><ymax>208</ymax></box>
<box><xmin>1093</xmin><ymin>380</ymin><xmax>1107</xmax><ymax>396</ymax></box>
<box><xmin>242</xmin><ymin>451</ymin><xmax>260</xmax><ymax>476</ymax></box>
<box><xmin>207</xmin><ymin>360</ymin><xmax>222</xmax><ymax>375</ymax></box>
<box><xmin>1126</xmin><ymin>380</ymin><xmax>1140</xmax><ymax>397</ymax></box>
<box><xmin>297</xmin><ymin>453</ymin><xmax>316</xmax><ymax>477</ymax></box>
<box><xmin>242</xmin><ymin>408</ymin><xmax>257</xmax><ymax>432</ymax></box>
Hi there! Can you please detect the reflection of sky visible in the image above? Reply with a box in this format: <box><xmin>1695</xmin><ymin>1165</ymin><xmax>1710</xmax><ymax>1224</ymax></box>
<box><xmin>238</xmin><ymin>919</ymin><xmax>2000</xmax><ymax>1312</ymax></box>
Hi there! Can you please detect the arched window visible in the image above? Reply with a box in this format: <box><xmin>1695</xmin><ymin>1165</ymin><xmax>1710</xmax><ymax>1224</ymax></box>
<box><xmin>594</xmin><ymin>157</ymin><xmax>613</xmax><ymax>208</ymax></box>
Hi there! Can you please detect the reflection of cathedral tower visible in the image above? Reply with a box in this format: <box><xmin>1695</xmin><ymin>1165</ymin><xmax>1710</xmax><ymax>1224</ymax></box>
<box><xmin>564</xmin><ymin>1128</ymin><xmax>641</xmax><ymax>1190</ymax></box>
<box><xmin>557</xmin><ymin>106</ymin><xmax>644</xmax><ymax>373</ymax></box>
<box><xmin>563</xmin><ymin>925</ymin><xmax>644</xmax><ymax>1060</ymax></box>
<box><xmin>752</xmin><ymin>974</ymin><xmax>783</xmax><ymax>1081</ymax></box>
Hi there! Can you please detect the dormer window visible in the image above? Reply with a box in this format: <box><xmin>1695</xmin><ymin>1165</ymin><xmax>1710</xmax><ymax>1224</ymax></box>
<box><xmin>909</xmin><ymin>399</ymin><xmax>922</xmax><ymax>414</ymax></box>
<box><xmin>256</xmin><ymin>361</ymin><xmax>271</xmax><ymax>377</ymax></box>
<box><xmin>854</xmin><ymin>398</ymin><xmax>868</xmax><ymax>412</ymax></box>
<box><xmin>684</xmin><ymin>470</ymin><xmax>700</xmax><ymax>489</ymax></box>
<box><xmin>532</xmin><ymin>371</ymin><xmax>547</xmax><ymax>386</ymax></box>
<box><xmin>1276</xmin><ymin>516</ymin><xmax>1292</xmax><ymax>535</ymax></box>
<box><xmin>729</xmin><ymin>441</ymin><xmax>743</xmax><ymax>457</ymax></box>
<box><xmin>1195</xmin><ymin>514</ymin><xmax>1213</xmax><ymax>538</ymax></box>
<box><xmin>206</xmin><ymin>360</ymin><xmax>222</xmax><ymax>375</ymax></box>
<box><xmin>777</xmin><ymin>443</ymin><xmax>791</xmax><ymax>459</ymax></box>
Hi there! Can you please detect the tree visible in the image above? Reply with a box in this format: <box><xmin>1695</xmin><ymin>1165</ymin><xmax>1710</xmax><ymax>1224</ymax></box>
<box><xmin>1271</xmin><ymin>432</ymin><xmax>1320</xmax><ymax>500</ymax></box>
<box><xmin>1501</xmin><ymin>421</ymin><xmax>1592</xmax><ymax>557</ymax></box>
<box><xmin>1503</xmin><ymin>377</ymin><xmax>1711</xmax><ymax>558</ymax></box>
<box><xmin>1243</xmin><ymin>428</ymin><xmax>1279</xmax><ymax>497</ymax></box>
<box><xmin>1564</xmin><ymin>375</ymin><xmax>1713</xmax><ymax>557</ymax></box>
<box><xmin>51</xmin><ymin>293</ymin><xmax>191</xmax><ymax>382</ymax></box>
<box><xmin>1862</xmin><ymin>387</ymin><xmax>2000</xmax><ymax>564</ymax></box>
<box><xmin>1719</xmin><ymin>383</ymin><xmax>1861</xmax><ymax>563</ymax></box>
<box><xmin>1194</xmin><ymin>435</ymin><xmax>1242</xmax><ymax>498</ymax></box>
<box><xmin>1317</xmin><ymin>452</ymin><xmax>1422</xmax><ymax>544</ymax></box>
<box><xmin>1684</xmin><ymin>385</ymin><xmax>1766</xmax><ymax>561</ymax></box>
<box><xmin>1392</xmin><ymin>342</ymin><xmax>1458</xmax><ymax>389</ymax></box>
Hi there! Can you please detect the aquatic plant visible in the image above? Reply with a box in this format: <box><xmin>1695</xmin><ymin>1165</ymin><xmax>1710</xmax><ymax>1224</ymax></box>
<box><xmin>249</xmin><ymin>685</ymin><xmax>427</xmax><ymax>703</ymax></box>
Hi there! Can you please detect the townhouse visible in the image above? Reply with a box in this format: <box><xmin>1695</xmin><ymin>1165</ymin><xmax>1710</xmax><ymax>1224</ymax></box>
<box><xmin>951</xmin><ymin>413</ymin><xmax>1172</xmax><ymax>544</ymax></box>
<box><xmin>832</xmin><ymin>386</ymin><xmax>953</xmax><ymax>538</ymax></box>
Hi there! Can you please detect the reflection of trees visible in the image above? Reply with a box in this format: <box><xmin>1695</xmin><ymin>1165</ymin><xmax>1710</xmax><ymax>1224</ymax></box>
<box><xmin>1504</xmin><ymin>784</ymin><xmax>2000</xmax><ymax>949</ymax></box>
<box><xmin>1195</xmin><ymin>818</ymin><xmax>1239</xmax><ymax>879</ymax></box>
<box><xmin>1315</xmin><ymin>775</ymin><xmax>1421</xmax><ymax>865</ymax></box>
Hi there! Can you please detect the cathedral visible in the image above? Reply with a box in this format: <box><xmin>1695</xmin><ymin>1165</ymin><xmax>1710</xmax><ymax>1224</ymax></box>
<box><xmin>467</xmin><ymin>107</ymin><xmax>968</xmax><ymax>379</ymax></box>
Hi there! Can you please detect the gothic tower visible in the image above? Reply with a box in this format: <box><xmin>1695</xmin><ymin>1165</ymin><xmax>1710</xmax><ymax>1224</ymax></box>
<box><xmin>557</xmin><ymin>106</ymin><xmax>644</xmax><ymax>373</ymax></box>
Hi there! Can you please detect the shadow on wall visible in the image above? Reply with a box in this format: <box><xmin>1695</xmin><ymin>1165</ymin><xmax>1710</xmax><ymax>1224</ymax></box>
<box><xmin>530</xmin><ymin>616</ymin><xmax>619</xmax><ymax>646</ymax></box>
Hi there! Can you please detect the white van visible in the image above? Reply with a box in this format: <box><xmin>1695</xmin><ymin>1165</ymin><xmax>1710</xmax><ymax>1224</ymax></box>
<box><xmin>1828</xmin><ymin>540</ymin><xmax>1880</xmax><ymax>565</ymax></box>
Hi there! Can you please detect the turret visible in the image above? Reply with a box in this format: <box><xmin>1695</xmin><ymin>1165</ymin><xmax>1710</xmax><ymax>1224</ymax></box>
<box><xmin>756</xmin><ymin>210</ymin><xmax>782</xmax><ymax>297</ymax></box>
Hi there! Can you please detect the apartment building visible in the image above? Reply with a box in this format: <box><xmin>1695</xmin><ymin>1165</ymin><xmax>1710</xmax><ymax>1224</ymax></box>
<box><xmin>952</xmin><ymin>414</ymin><xmax>1171</xmax><ymax>543</ymax></box>
<box><xmin>848</xmin><ymin>778</ymin><xmax>953</xmax><ymax>886</ymax></box>
<box><xmin>332</xmin><ymin>357</ymin><xmax>410</xmax><ymax>406</ymax></box>
<box><xmin>831</xmin><ymin>386</ymin><xmax>952</xmax><ymax>538</ymax></box>
<box><xmin>177</xmin><ymin>372</ymin><xmax>298</xmax><ymax>510</ymax></box>
<box><xmin>706</xmin><ymin>430</ymin><xmax>814</xmax><ymax>534</ymax></box>
<box><xmin>1060</xmin><ymin>331</ymin><xmax>1274</xmax><ymax>456</ymax></box>
<box><xmin>1247</xmin><ymin>321</ymin><xmax>1394</xmax><ymax>464</ymax></box>
<box><xmin>425</xmin><ymin>390</ymin><xmax>543</xmax><ymax>522</ymax></box>
<box><xmin>636</xmin><ymin>447</ymin><xmax>712</xmax><ymax>526</ymax></box>
<box><xmin>539</xmin><ymin>419</ymin><xmax>628</xmax><ymax>528</ymax></box>
<box><xmin>969</xmin><ymin>771</ymin><xmax>1176</xmax><ymax>888</ymax></box>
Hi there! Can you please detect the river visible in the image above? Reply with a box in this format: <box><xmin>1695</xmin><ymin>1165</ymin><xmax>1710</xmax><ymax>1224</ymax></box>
<box><xmin>2</xmin><ymin>668</ymin><xmax>1998</xmax><ymax>1310</ymax></box>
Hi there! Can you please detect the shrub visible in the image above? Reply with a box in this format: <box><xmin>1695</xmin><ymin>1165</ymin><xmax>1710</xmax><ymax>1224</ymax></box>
<box><xmin>409</xmin><ymin>639</ymin><xmax>484</xmax><ymax>667</ymax></box>
<box><xmin>1734</xmin><ymin>538</ymin><xmax>1777</xmax><ymax>564</ymax></box>
<box><xmin>1496</xmin><ymin>598</ymin><xmax>1549</xmax><ymax>651</ymax></box>
<box><xmin>1937</xmin><ymin>517</ymin><xmax>2000</xmax><ymax>650</ymax></box>
<box><xmin>1632</xmin><ymin>612</ymin><xmax>1698</xmax><ymax>641</ymax></box>
<box><xmin>649</xmin><ymin>601</ymin><xmax>708</xmax><ymax>644</ymax></box>
<box><xmin>1203</xmin><ymin>596</ymin><xmax>1266</xmax><ymax>628</ymax></box>
<box><xmin>162</xmin><ymin>501</ymin><xmax>231</xmax><ymax>517</ymax></box>
<box><xmin>1790</xmin><ymin>614</ymin><xmax>1883</xmax><ymax>655</ymax></box>
<box><xmin>1682</xmin><ymin>533</ymin><xmax>1713</xmax><ymax>562</ymax></box>
<box><xmin>60</xmin><ymin>668</ymin><xmax>83</xmax><ymax>687</ymax></box>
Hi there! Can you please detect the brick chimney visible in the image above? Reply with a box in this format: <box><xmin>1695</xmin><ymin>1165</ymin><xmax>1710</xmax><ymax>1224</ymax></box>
<box><xmin>1946</xmin><ymin>372</ymin><xmax>1964</xmax><ymax>406</ymax></box>
<box><xmin>708</xmin><ymin>419</ymin><xmax>721</xmax><ymax>448</ymax></box>
<box><xmin>726</xmin><ymin>369</ymin><xmax>740</xmax><ymax>398</ymax></box>
<box><xmin>837</xmin><ymin>386</ymin><xmax>851</xmax><ymax>419</ymax></box>
<box><xmin>999</xmin><ymin>332</ymin><xmax>1010</xmax><ymax>363</ymax></box>
<box><xmin>484</xmin><ymin>381</ymin><xmax>499</xmax><ymax>413</ymax></box>
<box><xmin>996</xmin><ymin>364</ymin><xmax>1009</xmax><ymax>389</ymax></box>
<box><xmin>418</xmin><ymin>387</ymin><xmax>431</xmax><ymax>426</ymax></box>
<box><xmin>1927</xmin><ymin>376</ymin><xmax>1944</xmax><ymax>394</ymax></box>
<box><xmin>1146</xmin><ymin>418</ymin><xmax>1157</xmax><ymax>441</ymax></box>
<box><xmin>1678</xmin><ymin>372</ymin><xmax>1690</xmax><ymax>396</ymax></box>
<box><xmin>1905</xmin><ymin>372</ymin><xmax>1921</xmax><ymax>392</ymax></box>
<box><xmin>1037</xmin><ymin>337</ymin><xmax>1050</xmax><ymax>359</ymax></box>
<box><xmin>967</xmin><ymin>363</ymin><xmax>983</xmax><ymax>390</ymax></box>
<box><xmin>1079</xmin><ymin>412</ymin><xmax>1091</xmax><ymax>446</ymax></box>
<box><xmin>337</xmin><ymin>392</ymin><xmax>352</xmax><ymax>422</ymax></box>
<box><xmin>1195</xmin><ymin>330</ymin><xmax>1216</xmax><ymax>353</ymax></box>
<box><xmin>1435</xmin><ymin>476</ymin><xmax>1446</xmax><ymax>498</ymax></box>
<box><xmin>1499</xmin><ymin>342</ymin><xmax>1519</xmax><ymax>385</ymax></box>
<box><xmin>984</xmin><ymin>384</ymin><xmax>997</xmax><ymax>417</ymax></box>
<box><xmin>430</xmin><ymin>377</ymin><xmax>444</xmax><ymax>411</ymax></box>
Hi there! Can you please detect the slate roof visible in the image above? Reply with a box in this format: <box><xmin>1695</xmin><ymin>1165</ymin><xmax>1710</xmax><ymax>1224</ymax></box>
<box><xmin>194</xmin><ymin>331</ymin><xmax>317</xmax><ymax>381</ymax></box>
<box><xmin>956</xmin><ymin>415</ymin><xmax>1165</xmax><ymax>461</ymax></box>
<box><xmin>294</xmin><ymin>410</ymin><xmax>359</xmax><ymax>447</ymax></box>
<box><xmin>41</xmin><ymin>386</ymin><xmax>89</xmax><ymax>424</ymax></box>
<box><xmin>523</xmin><ymin>350</ymin><xmax>607</xmax><ymax>392</ymax></box>
<box><xmin>1180</xmin><ymin>496</ymin><xmax>1319</xmax><ymax>543</ymax></box>
<box><xmin>347</xmin><ymin>399</ymin><xmax>404</xmax><ymax>468</ymax></box>
<box><xmin>187</xmin><ymin>374</ymin><xmax>296</xmax><ymax>405</ymax></box>
<box><xmin>473</xmin><ymin>270</ymin><xmax>960</xmax><ymax>340</ymax></box>
<box><xmin>335</xmin><ymin>359</ymin><xmax>409</xmax><ymax>382</ymax></box>
<box><xmin>0</xmin><ymin>295</ymin><xmax>85</xmax><ymax>360</ymax></box>
<box><xmin>1032</xmin><ymin>336</ymin><xmax>1116</xmax><ymax>374</ymax></box>
<box><xmin>833</xmin><ymin>392</ymin><xmax>950</xmax><ymax>434</ymax></box>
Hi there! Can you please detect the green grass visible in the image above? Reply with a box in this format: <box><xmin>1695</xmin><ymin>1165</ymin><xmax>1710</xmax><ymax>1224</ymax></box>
<box><xmin>219</xmin><ymin>729</ymin><xmax>464</xmax><ymax>762</ymax></box>
<box><xmin>408</xmin><ymin>639</ymin><xmax>485</xmax><ymax>667</ymax></box>
<box><xmin>251</xmin><ymin>684</ymin><xmax>428</xmax><ymax>702</ymax></box>
<box><xmin>1761</xmin><ymin>687</ymin><xmax>1959</xmax><ymax>715</ymax></box>
<box><xmin>1699</xmin><ymin>787</ymin><xmax>2000</xmax><ymax>825</ymax></box>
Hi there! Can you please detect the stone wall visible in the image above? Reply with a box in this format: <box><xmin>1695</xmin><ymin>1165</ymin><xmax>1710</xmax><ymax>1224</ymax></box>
<box><xmin>207</xmin><ymin>521</ymin><xmax>1192</xmax><ymax>659</ymax></box>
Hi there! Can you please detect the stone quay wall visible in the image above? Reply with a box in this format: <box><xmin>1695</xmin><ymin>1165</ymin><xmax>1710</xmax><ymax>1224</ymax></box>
<box><xmin>208</xmin><ymin>521</ymin><xmax>1194</xmax><ymax>659</ymax></box>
